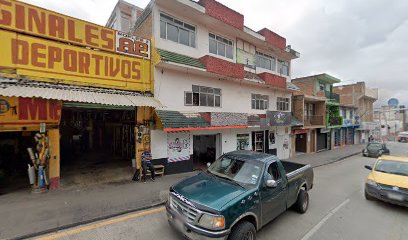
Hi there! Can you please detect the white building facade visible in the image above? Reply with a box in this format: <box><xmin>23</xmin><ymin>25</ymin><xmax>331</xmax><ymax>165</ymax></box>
<box><xmin>133</xmin><ymin>0</ymin><xmax>299</xmax><ymax>174</ymax></box>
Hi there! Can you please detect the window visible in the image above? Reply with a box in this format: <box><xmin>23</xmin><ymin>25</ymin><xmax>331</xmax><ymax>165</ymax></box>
<box><xmin>277</xmin><ymin>60</ymin><xmax>289</xmax><ymax>76</ymax></box>
<box><xmin>319</xmin><ymin>82</ymin><xmax>325</xmax><ymax>91</ymax></box>
<box><xmin>185</xmin><ymin>85</ymin><xmax>221</xmax><ymax>107</ymax></box>
<box><xmin>251</xmin><ymin>94</ymin><xmax>269</xmax><ymax>110</ymax></box>
<box><xmin>350</xmin><ymin>110</ymin><xmax>354</xmax><ymax>119</ymax></box>
<box><xmin>209</xmin><ymin>33</ymin><xmax>234</xmax><ymax>59</ymax></box>
<box><xmin>266</xmin><ymin>162</ymin><xmax>281</xmax><ymax>181</ymax></box>
<box><xmin>342</xmin><ymin>109</ymin><xmax>347</xmax><ymax>118</ymax></box>
<box><xmin>277</xmin><ymin>97</ymin><xmax>290</xmax><ymax>111</ymax></box>
<box><xmin>256</xmin><ymin>52</ymin><xmax>276</xmax><ymax>71</ymax></box>
<box><xmin>160</xmin><ymin>13</ymin><xmax>196</xmax><ymax>47</ymax></box>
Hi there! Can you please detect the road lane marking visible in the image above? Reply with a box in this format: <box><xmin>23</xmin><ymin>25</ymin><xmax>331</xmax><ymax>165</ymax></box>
<box><xmin>300</xmin><ymin>199</ymin><xmax>350</xmax><ymax>240</ymax></box>
<box><xmin>35</xmin><ymin>207</ymin><xmax>166</xmax><ymax>240</ymax></box>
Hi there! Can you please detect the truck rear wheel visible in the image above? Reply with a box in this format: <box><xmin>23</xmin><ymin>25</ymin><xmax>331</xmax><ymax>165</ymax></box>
<box><xmin>228</xmin><ymin>221</ymin><xmax>256</xmax><ymax>240</ymax></box>
<box><xmin>295</xmin><ymin>189</ymin><xmax>309</xmax><ymax>214</ymax></box>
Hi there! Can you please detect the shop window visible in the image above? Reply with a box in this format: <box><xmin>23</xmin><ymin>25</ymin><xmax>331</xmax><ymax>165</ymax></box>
<box><xmin>160</xmin><ymin>13</ymin><xmax>196</xmax><ymax>48</ymax></box>
<box><xmin>277</xmin><ymin>97</ymin><xmax>290</xmax><ymax>111</ymax></box>
<box><xmin>251</xmin><ymin>94</ymin><xmax>269</xmax><ymax>110</ymax></box>
<box><xmin>185</xmin><ymin>85</ymin><xmax>221</xmax><ymax>107</ymax></box>
<box><xmin>209</xmin><ymin>33</ymin><xmax>234</xmax><ymax>59</ymax></box>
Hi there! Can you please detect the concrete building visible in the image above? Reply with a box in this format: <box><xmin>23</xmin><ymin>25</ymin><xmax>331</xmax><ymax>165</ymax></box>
<box><xmin>129</xmin><ymin>0</ymin><xmax>300</xmax><ymax>173</ymax></box>
<box><xmin>374</xmin><ymin>105</ymin><xmax>407</xmax><ymax>141</ymax></box>
<box><xmin>334</xmin><ymin>82</ymin><xmax>379</xmax><ymax>143</ymax></box>
<box><xmin>291</xmin><ymin>74</ymin><xmax>342</xmax><ymax>156</ymax></box>
<box><xmin>106</xmin><ymin>0</ymin><xmax>144</xmax><ymax>32</ymax></box>
<box><xmin>336</xmin><ymin>105</ymin><xmax>359</xmax><ymax>147</ymax></box>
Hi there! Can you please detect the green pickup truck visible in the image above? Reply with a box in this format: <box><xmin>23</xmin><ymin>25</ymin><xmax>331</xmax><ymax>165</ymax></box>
<box><xmin>166</xmin><ymin>151</ymin><xmax>314</xmax><ymax>240</ymax></box>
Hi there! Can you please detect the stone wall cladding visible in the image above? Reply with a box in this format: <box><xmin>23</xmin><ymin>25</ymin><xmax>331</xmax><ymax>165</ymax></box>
<box><xmin>199</xmin><ymin>55</ymin><xmax>245</xmax><ymax>79</ymax></box>
<box><xmin>210</xmin><ymin>112</ymin><xmax>248</xmax><ymax>126</ymax></box>
<box><xmin>257</xmin><ymin>72</ymin><xmax>287</xmax><ymax>89</ymax></box>
<box><xmin>198</xmin><ymin>0</ymin><xmax>244</xmax><ymax>30</ymax></box>
<box><xmin>257</xmin><ymin>28</ymin><xmax>287</xmax><ymax>50</ymax></box>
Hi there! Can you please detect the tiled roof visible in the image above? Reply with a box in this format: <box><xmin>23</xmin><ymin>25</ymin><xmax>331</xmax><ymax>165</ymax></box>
<box><xmin>157</xmin><ymin>49</ymin><xmax>205</xmax><ymax>69</ymax></box>
<box><xmin>244</xmin><ymin>71</ymin><xmax>263</xmax><ymax>82</ymax></box>
<box><xmin>155</xmin><ymin>110</ymin><xmax>210</xmax><ymax>129</ymax></box>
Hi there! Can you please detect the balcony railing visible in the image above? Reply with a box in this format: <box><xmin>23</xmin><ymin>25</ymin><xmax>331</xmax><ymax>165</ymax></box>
<box><xmin>325</xmin><ymin>91</ymin><xmax>340</xmax><ymax>102</ymax></box>
<box><xmin>304</xmin><ymin>115</ymin><xmax>325</xmax><ymax>126</ymax></box>
<box><xmin>328</xmin><ymin>116</ymin><xmax>343</xmax><ymax>126</ymax></box>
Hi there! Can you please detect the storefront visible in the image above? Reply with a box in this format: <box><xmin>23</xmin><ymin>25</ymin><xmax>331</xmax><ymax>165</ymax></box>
<box><xmin>317</xmin><ymin>128</ymin><xmax>330</xmax><ymax>152</ymax></box>
<box><xmin>0</xmin><ymin>0</ymin><xmax>158</xmax><ymax>192</ymax></box>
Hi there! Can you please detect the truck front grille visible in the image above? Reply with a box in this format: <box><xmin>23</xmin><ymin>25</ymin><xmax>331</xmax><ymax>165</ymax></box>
<box><xmin>170</xmin><ymin>195</ymin><xmax>198</xmax><ymax>223</ymax></box>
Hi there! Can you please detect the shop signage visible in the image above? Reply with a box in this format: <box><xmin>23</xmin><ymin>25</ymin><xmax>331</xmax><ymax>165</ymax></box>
<box><xmin>236</xmin><ymin>49</ymin><xmax>256</xmax><ymax>69</ymax></box>
<box><xmin>320</xmin><ymin>128</ymin><xmax>331</xmax><ymax>133</ymax></box>
<box><xmin>293</xmin><ymin>129</ymin><xmax>308</xmax><ymax>134</ymax></box>
<box><xmin>167</xmin><ymin>132</ymin><xmax>191</xmax><ymax>163</ymax></box>
<box><xmin>237</xmin><ymin>134</ymin><xmax>250</xmax><ymax>150</ymax></box>
<box><xmin>267</xmin><ymin>111</ymin><xmax>291</xmax><ymax>126</ymax></box>
<box><xmin>343</xmin><ymin>119</ymin><xmax>353</xmax><ymax>126</ymax></box>
<box><xmin>0</xmin><ymin>97</ymin><xmax>61</xmax><ymax>128</ymax></box>
<box><xmin>0</xmin><ymin>0</ymin><xmax>150</xmax><ymax>59</ymax></box>
<box><xmin>0</xmin><ymin>30</ymin><xmax>151</xmax><ymax>91</ymax></box>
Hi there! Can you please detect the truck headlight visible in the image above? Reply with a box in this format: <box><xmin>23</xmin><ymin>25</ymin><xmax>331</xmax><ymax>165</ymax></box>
<box><xmin>363</xmin><ymin>149</ymin><xmax>368</xmax><ymax>153</ymax></box>
<box><xmin>366</xmin><ymin>179</ymin><xmax>378</xmax><ymax>187</ymax></box>
<box><xmin>198</xmin><ymin>213</ymin><xmax>225</xmax><ymax>230</ymax></box>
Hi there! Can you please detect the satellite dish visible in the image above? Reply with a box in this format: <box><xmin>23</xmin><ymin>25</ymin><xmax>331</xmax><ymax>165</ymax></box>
<box><xmin>388</xmin><ymin>98</ymin><xmax>399</xmax><ymax>108</ymax></box>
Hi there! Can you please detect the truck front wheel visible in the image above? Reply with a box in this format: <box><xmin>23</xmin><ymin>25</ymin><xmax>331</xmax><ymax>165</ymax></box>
<box><xmin>295</xmin><ymin>189</ymin><xmax>309</xmax><ymax>214</ymax></box>
<box><xmin>228</xmin><ymin>221</ymin><xmax>256</xmax><ymax>240</ymax></box>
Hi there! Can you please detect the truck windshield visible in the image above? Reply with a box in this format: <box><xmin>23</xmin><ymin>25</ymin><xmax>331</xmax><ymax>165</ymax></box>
<box><xmin>375</xmin><ymin>160</ymin><xmax>408</xmax><ymax>176</ymax></box>
<box><xmin>208</xmin><ymin>157</ymin><xmax>263</xmax><ymax>186</ymax></box>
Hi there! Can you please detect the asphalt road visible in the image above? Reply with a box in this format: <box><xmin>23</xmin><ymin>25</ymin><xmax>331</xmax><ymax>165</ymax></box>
<box><xmin>34</xmin><ymin>142</ymin><xmax>408</xmax><ymax>240</ymax></box>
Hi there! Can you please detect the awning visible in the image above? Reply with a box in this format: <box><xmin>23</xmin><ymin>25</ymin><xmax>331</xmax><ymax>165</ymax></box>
<box><xmin>0</xmin><ymin>76</ymin><xmax>162</xmax><ymax>108</ymax></box>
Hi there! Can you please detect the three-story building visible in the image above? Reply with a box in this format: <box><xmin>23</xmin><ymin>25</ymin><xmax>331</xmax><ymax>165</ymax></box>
<box><xmin>131</xmin><ymin>0</ymin><xmax>299</xmax><ymax>174</ymax></box>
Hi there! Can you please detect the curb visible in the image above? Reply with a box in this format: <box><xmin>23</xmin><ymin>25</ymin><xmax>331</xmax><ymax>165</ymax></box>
<box><xmin>313</xmin><ymin>151</ymin><xmax>362</xmax><ymax>168</ymax></box>
<box><xmin>9</xmin><ymin>200</ymin><xmax>167</xmax><ymax>240</ymax></box>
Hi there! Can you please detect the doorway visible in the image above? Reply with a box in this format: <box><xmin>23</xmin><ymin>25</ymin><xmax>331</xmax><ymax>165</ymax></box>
<box><xmin>60</xmin><ymin>107</ymin><xmax>135</xmax><ymax>186</ymax></box>
<box><xmin>193</xmin><ymin>135</ymin><xmax>216</xmax><ymax>170</ymax></box>
<box><xmin>316</xmin><ymin>132</ymin><xmax>328</xmax><ymax>152</ymax></box>
<box><xmin>295</xmin><ymin>133</ymin><xmax>307</xmax><ymax>153</ymax></box>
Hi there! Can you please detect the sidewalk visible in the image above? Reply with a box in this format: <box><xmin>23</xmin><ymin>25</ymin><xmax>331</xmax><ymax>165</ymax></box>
<box><xmin>0</xmin><ymin>172</ymin><xmax>195</xmax><ymax>240</ymax></box>
<box><xmin>286</xmin><ymin>144</ymin><xmax>364</xmax><ymax>167</ymax></box>
<box><xmin>0</xmin><ymin>145</ymin><xmax>363</xmax><ymax>240</ymax></box>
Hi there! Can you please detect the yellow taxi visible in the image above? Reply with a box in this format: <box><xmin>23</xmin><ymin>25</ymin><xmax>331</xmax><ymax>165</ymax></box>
<box><xmin>364</xmin><ymin>155</ymin><xmax>408</xmax><ymax>207</ymax></box>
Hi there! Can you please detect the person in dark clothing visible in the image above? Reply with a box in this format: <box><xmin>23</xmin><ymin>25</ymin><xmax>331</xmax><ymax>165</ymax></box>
<box><xmin>142</xmin><ymin>150</ymin><xmax>155</xmax><ymax>183</ymax></box>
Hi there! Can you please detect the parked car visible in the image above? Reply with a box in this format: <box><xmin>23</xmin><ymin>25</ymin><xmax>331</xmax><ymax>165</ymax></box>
<box><xmin>166</xmin><ymin>151</ymin><xmax>314</xmax><ymax>240</ymax></box>
<box><xmin>397</xmin><ymin>132</ymin><xmax>408</xmax><ymax>143</ymax></box>
<box><xmin>364</xmin><ymin>155</ymin><xmax>408</xmax><ymax>207</ymax></box>
<box><xmin>362</xmin><ymin>142</ymin><xmax>390</xmax><ymax>158</ymax></box>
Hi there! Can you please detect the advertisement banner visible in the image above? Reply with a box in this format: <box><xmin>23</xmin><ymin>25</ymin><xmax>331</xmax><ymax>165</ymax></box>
<box><xmin>0</xmin><ymin>30</ymin><xmax>151</xmax><ymax>91</ymax></box>
<box><xmin>0</xmin><ymin>97</ymin><xmax>61</xmax><ymax>130</ymax></box>
<box><xmin>0</xmin><ymin>0</ymin><xmax>150</xmax><ymax>58</ymax></box>
<box><xmin>167</xmin><ymin>132</ymin><xmax>191</xmax><ymax>163</ymax></box>
<box><xmin>267</xmin><ymin>111</ymin><xmax>291</xmax><ymax>126</ymax></box>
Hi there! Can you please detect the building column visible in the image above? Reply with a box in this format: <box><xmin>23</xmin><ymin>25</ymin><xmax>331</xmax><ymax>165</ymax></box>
<box><xmin>48</xmin><ymin>129</ymin><xmax>60</xmax><ymax>190</ymax></box>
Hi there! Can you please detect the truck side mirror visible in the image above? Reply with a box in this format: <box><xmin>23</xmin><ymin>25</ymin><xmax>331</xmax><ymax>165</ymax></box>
<box><xmin>266</xmin><ymin>180</ymin><xmax>278</xmax><ymax>188</ymax></box>
<box><xmin>364</xmin><ymin>165</ymin><xmax>372</xmax><ymax>170</ymax></box>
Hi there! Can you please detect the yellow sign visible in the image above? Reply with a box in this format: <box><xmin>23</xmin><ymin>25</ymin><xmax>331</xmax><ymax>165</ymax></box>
<box><xmin>0</xmin><ymin>96</ymin><xmax>61</xmax><ymax>130</ymax></box>
<box><xmin>0</xmin><ymin>30</ymin><xmax>151</xmax><ymax>91</ymax></box>
<box><xmin>0</xmin><ymin>0</ymin><xmax>150</xmax><ymax>58</ymax></box>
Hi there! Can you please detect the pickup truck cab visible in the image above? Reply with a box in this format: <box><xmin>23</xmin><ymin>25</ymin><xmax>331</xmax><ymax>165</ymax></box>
<box><xmin>166</xmin><ymin>151</ymin><xmax>314</xmax><ymax>240</ymax></box>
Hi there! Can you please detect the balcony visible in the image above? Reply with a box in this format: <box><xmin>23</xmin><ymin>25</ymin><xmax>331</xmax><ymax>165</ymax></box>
<box><xmin>328</xmin><ymin>116</ymin><xmax>343</xmax><ymax>127</ymax></box>
<box><xmin>304</xmin><ymin>115</ymin><xmax>325</xmax><ymax>127</ymax></box>
<box><xmin>257</xmin><ymin>72</ymin><xmax>286</xmax><ymax>89</ymax></box>
<box><xmin>325</xmin><ymin>91</ymin><xmax>340</xmax><ymax>103</ymax></box>
<box><xmin>364</xmin><ymin>87</ymin><xmax>379</xmax><ymax>100</ymax></box>
<box><xmin>199</xmin><ymin>55</ymin><xmax>245</xmax><ymax>79</ymax></box>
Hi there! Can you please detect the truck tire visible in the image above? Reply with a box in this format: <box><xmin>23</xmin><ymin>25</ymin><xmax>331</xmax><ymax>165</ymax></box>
<box><xmin>295</xmin><ymin>189</ymin><xmax>309</xmax><ymax>214</ymax></box>
<box><xmin>228</xmin><ymin>221</ymin><xmax>256</xmax><ymax>240</ymax></box>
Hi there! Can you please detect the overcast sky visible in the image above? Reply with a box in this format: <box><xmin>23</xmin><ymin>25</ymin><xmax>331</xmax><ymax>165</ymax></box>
<box><xmin>23</xmin><ymin>0</ymin><xmax>408</xmax><ymax>106</ymax></box>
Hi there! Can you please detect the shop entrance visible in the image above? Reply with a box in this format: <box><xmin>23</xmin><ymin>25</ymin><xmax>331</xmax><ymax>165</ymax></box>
<box><xmin>193</xmin><ymin>135</ymin><xmax>217</xmax><ymax>170</ymax></box>
<box><xmin>0</xmin><ymin>132</ymin><xmax>36</xmax><ymax>194</ymax></box>
<box><xmin>60</xmin><ymin>105</ymin><xmax>135</xmax><ymax>186</ymax></box>
<box><xmin>316</xmin><ymin>132</ymin><xmax>328</xmax><ymax>152</ymax></box>
<box><xmin>295</xmin><ymin>133</ymin><xmax>307</xmax><ymax>153</ymax></box>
